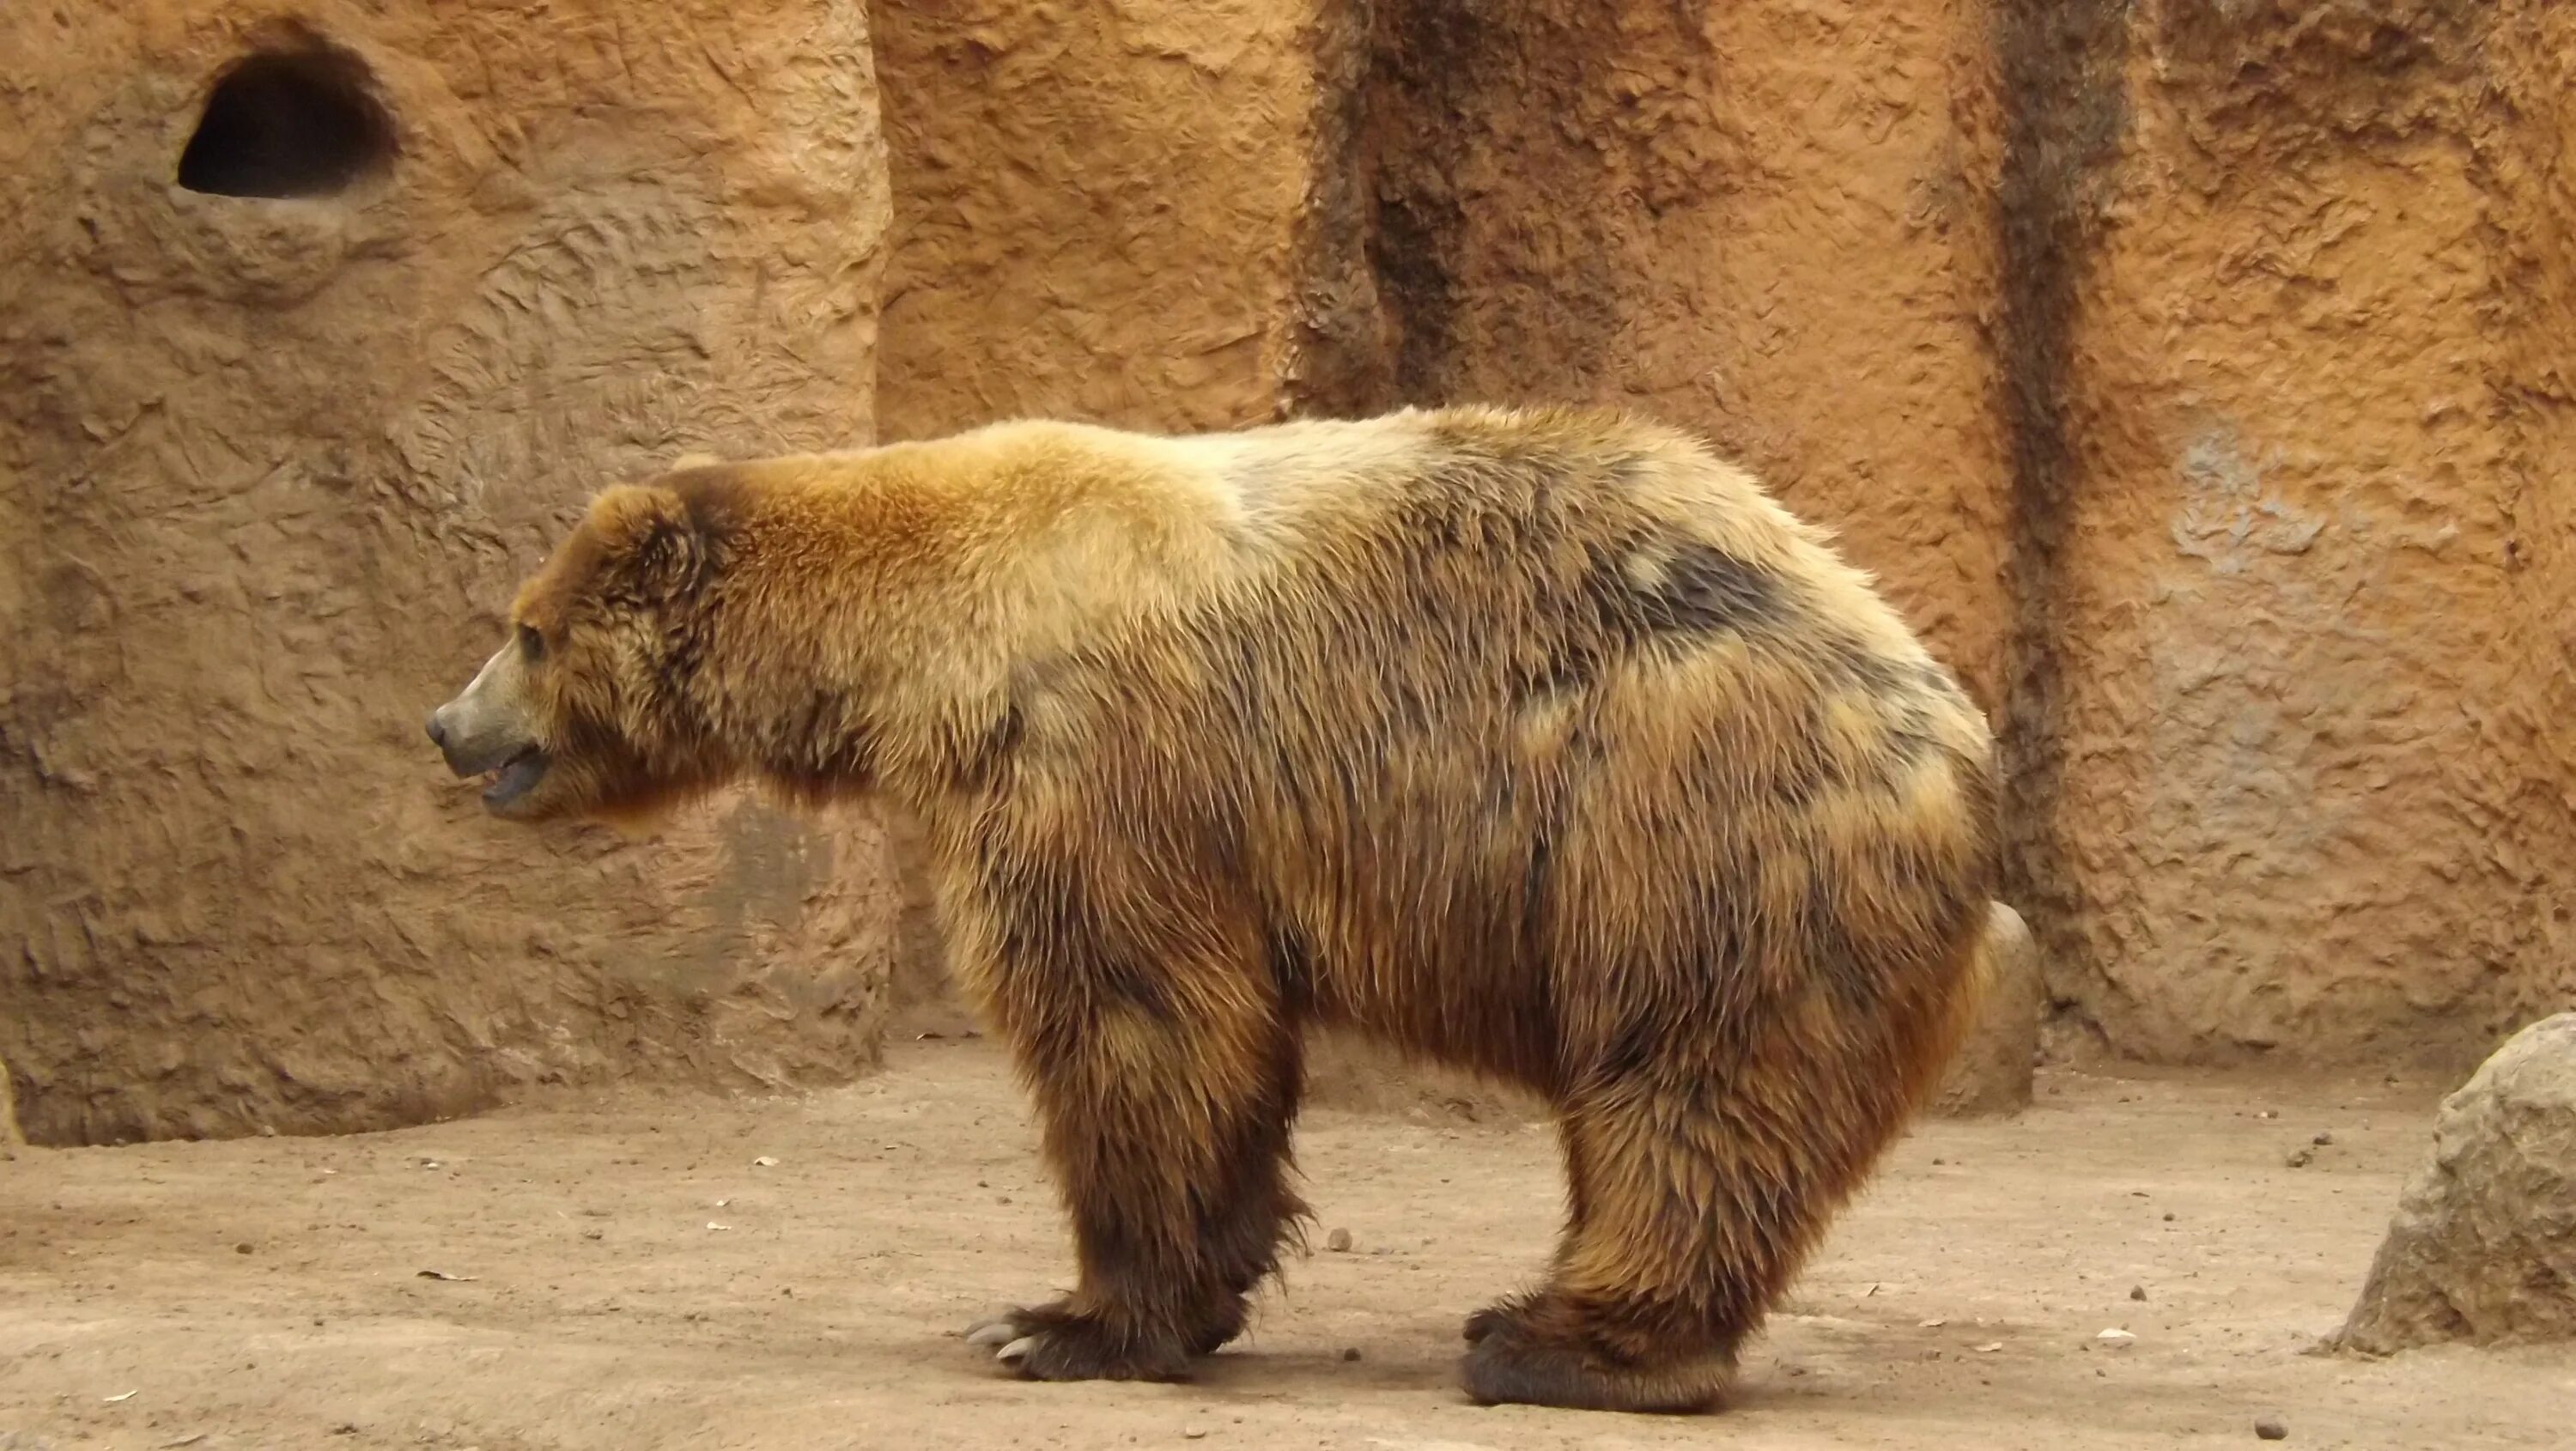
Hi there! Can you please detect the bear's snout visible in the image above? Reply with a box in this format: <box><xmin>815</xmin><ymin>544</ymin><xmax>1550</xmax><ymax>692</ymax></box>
<box><xmin>428</xmin><ymin>641</ymin><xmax>542</xmax><ymax>781</ymax></box>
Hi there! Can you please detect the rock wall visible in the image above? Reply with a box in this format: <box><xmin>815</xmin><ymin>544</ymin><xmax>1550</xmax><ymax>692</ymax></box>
<box><xmin>1344</xmin><ymin>0</ymin><xmax>2014</xmax><ymax>708</ymax></box>
<box><xmin>872</xmin><ymin>0</ymin><xmax>1341</xmax><ymax>439</ymax></box>
<box><xmin>0</xmin><ymin>0</ymin><xmax>908</xmax><ymax>1145</ymax></box>
<box><xmin>2001</xmin><ymin>0</ymin><xmax>2576</xmax><ymax>1067</ymax></box>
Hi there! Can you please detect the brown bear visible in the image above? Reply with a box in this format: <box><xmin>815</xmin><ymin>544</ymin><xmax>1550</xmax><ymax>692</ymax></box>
<box><xmin>426</xmin><ymin>404</ymin><xmax>2001</xmax><ymax>1413</ymax></box>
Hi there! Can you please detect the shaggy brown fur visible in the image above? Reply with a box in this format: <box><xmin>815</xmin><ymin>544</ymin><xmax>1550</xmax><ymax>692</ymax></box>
<box><xmin>429</xmin><ymin>404</ymin><xmax>2001</xmax><ymax>1413</ymax></box>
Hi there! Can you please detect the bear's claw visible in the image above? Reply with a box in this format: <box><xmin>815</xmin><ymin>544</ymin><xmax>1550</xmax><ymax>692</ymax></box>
<box><xmin>964</xmin><ymin>1319</ymin><xmax>1018</xmax><ymax>1349</ymax></box>
<box><xmin>959</xmin><ymin>1302</ymin><xmax>1197</xmax><ymax>1382</ymax></box>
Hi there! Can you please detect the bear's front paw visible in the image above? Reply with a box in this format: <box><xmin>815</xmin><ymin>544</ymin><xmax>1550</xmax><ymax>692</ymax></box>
<box><xmin>1461</xmin><ymin>1290</ymin><xmax>1548</xmax><ymax>1345</ymax></box>
<box><xmin>963</xmin><ymin>1302</ymin><xmax>1195</xmax><ymax>1383</ymax></box>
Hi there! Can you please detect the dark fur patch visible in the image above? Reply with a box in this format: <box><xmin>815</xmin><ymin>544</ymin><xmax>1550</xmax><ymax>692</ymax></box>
<box><xmin>669</xmin><ymin>464</ymin><xmax>758</xmax><ymax>542</ymax></box>
<box><xmin>1801</xmin><ymin>877</ymin><xmax>1880</xmax><ymax>1023</ymax></box>
<box><xmin>1770</xmin><ymin>699</ymin><xmax>1847</xmax><ymax>807</ymax></box>
<box><xmin>956</xmin><ymin>699</ymin><xmax>1025</xmax><ymax>791</ymax></box>
<box><xmin>983</xmin><ymin>855</ymin><xmax>1178</xmax><ymax>1030</ymax></box>
<box><xmin>1652</xmin><ymin>542</ymin><xmax>1784</xmax><ymax>634</ymax></box>
<box><xmin>1591</xmin><ymin>1010</ymin><xmax>1662</xmax><ymax>1085</ymax></box>
<box><xmin>1518</xmin><ymin>823</ymin><xmax>1556</xmax><ymax>962</ymax></box>
<box><xmin>1267</xmin><ymin>920</ymin><xmax>1318</xmax><ymax>1017</ymax></box>
<box><xmin>1814</xmin><ymin>634</ymin><xmax>1905</xmax><ymax>696</ymax></box>
<box><xmin>1586</xmin><ymin>537</ymin><xmax>1787</xmax><ymax>649</ymax></box>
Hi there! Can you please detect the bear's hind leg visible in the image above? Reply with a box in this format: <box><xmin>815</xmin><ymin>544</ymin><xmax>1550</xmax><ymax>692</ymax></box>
<box><xmin>1462</xmin><ymin>1061</ymin><xmax>1887</xmax><ymax>1414</ymax></box>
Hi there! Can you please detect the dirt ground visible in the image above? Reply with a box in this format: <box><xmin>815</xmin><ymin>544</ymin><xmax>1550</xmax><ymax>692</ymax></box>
<box><xmin>2</xmin><ymin>1041</ymin><xmax>2565</xmax><ymax>1450</ymax></box>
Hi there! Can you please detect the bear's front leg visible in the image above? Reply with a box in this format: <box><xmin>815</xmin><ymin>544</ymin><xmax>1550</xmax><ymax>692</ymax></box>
<box><xmin>955</xmin><ymin>854</ymin><xmax>1305</xmax><ymax>1383</ymax></box>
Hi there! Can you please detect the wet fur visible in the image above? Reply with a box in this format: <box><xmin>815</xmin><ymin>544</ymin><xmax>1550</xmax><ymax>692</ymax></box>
<box><xmin>483</xmin><ymin>404</ymin><xmax>2002</xmax><ymax>1412</ymax></box>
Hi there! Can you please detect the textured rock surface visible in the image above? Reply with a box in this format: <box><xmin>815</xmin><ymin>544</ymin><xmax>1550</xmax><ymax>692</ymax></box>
<box><xmin>2331</xmin><ymin>1013</ymin><xmax>2576</xmax><ymax>1354</ymax></box>
<box><xmin>0</xmin><ymin>1</ymin><xmax>908</xmax><ymax>1145</ymax></box>
<box><xmin>872</xmin><ymin>0</ymin><xmax>1339</xmax><ymax>439</ymax></box>
<box><xmin>1996</xmin><ymin>0</ymin><xmax>2576</xmax><ymax>1068</ymax></box>
<box><xmin>1344</xmin><ymin>0</ymin><xmax>2013</xmax><ymax>709</ymax></box>
<box><xmin>1934</xmin><ymin>902</ymin><xmax>2043</xmax><ymax>1118</ymax></box>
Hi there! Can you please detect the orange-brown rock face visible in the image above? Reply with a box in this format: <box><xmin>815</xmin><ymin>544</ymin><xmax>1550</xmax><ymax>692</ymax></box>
<box><xmin>2002</xmin><ymin>0</ymin><xmax>2576</xmax><ymax>1067</ymax></box>
<box><xmin>1346</xmin><ymin>0</ymin><xmax>2013</xmax><ymax>710</ymax></box>
<box><xmin>0</xmin><ymin>2</ymin><xmax>908</xmax><ymax>1144</ymax></box>
<box><xmin>872</xmin><ymin>0</ymin><xmax>1346</xmax><ymax>439</ymax></box>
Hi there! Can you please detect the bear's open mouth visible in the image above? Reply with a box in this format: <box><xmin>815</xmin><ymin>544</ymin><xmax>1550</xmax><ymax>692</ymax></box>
<box><xmin>483</xmin><ymin>746</ymin><xmax>550</xmax><ymax>809</ymax></box>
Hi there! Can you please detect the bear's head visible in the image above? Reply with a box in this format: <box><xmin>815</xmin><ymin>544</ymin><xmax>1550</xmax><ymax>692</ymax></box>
<box><xmin>426</xmin><ymin>474</ymin><xmax>738</xmax><ymax>827</ymax></box>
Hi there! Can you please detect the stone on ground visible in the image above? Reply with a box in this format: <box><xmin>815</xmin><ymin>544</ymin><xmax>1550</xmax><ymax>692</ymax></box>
<box><xmin>1934</xmin><ymin>902</ymin><xmax>2044</xmax><ymax>1119</ymax></box>
<box><xmin>2330</xmin><ymin>1013</ymin><xmax>2576</xmax><ymax>1354</ymax></box>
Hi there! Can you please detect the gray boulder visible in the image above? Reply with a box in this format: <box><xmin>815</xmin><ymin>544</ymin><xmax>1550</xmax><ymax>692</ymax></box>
<box><xmin>2331</xmin><ymin>1012</ymin><xmax>2576</xmax><ymax>1353</ymax></box>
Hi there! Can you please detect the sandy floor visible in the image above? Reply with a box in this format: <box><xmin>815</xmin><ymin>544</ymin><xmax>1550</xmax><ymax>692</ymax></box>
<box><xmin>2</xmin><ymin>1040</ymin><xmax>2566</xmax><ymax>1450</ymax></box>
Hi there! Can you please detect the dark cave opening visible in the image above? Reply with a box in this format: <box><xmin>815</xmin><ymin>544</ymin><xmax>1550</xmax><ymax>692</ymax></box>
<box><xmin>175</xmin><ymin>46</ymin><xmax>394</xmax><ymax>199</ymax></box>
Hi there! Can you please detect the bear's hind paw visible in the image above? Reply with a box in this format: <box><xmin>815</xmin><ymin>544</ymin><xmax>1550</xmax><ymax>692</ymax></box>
<box><xmin>1461</xmin><ymin>1330</ymin><xmax>1732</xmax><ymax>1414</ymax></box>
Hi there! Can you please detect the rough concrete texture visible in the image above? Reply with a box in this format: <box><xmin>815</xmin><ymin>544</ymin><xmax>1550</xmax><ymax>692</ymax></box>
<box><xmin>1342</xmin><ymin>0</ymin><xmax>2014</xmax><ymax>712</ymax></box>
<box><xmin>872</xmin><ymin>0</ymin><xmax>1339</xmax><ymax>440</ymax></box>
<box><xmin>1933</xmin><ymin>902</ymin><xmax>2043</xmax><ymax>1118</ymax></box>
<box><xmin>2331</xmin><ymin>1013</ymin><xmax>2576</xmax><ymax>1354</ymax></box>
<box><xmin>0</xmin><ymin>1</ymin><xmax>907</xmax><ymax>1145</ymax></box>
<box><xmin>2000</xmin><ymin>0</ymin><xmax>2576</xmax><ymax>1069</ymax></box>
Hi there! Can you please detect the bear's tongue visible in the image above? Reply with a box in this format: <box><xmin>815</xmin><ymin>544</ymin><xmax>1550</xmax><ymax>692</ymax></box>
<box><xmin>483</xmin><ymin>748</ymin><xmax>550</xmax><ymax>809</ymax></box>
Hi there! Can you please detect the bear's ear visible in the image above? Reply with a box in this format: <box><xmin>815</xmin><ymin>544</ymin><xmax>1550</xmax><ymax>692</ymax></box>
<box><xmin>587</xmin><ymin>484</ymin><xmax>708</xmax><ymax>601</ymax></box>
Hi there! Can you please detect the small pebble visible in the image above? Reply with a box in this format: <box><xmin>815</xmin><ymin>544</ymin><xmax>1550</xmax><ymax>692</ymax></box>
<box><xmin>2312</xmin><ymin>1131</ymin><xmax>2333</xmax><ymax>1146</ymax></box>
<box><xmin>2162</xmin><ymin>1211</ymin><xmax>2177</xmax><ymax>1222</ymax></box>
<box><xmin>583</xmin><ymin>1229</ymin><xmax>604</xmax><ymax>1242</ymax></box>
<box><xmin>1183</xmin><ymin>1424</ymin><xmax>1208</xmax><ymax>1441</ymax></box>
<box><xmin>2129</xmin><ymin>1285</ymin><xmax>2147</xmax><ymax>1302</ymax></box>
<box><xmin>234</xmin><ymin>1242</ymin><xmax>254</xmax><ymax>1255</ymax></box>
<box><xmin>2285</xmin><ymin>1147</ymin><xmax>2314</xmax><ymax>1169</ymax></box>
<box><xmin>1326</xmin><ymin>1227</ymin><xmax>1353</xmax><ymax>1253</ymax></box>
<box><xmin>1340</xmin><ymin>1346</ymin><xmax>1362</xmax><ymax>1362</ymax></box>
<box><xmin>2255</xmin><ymin>1416</ymin><xmax>2288</xmax><ymax>1441</ymax></box>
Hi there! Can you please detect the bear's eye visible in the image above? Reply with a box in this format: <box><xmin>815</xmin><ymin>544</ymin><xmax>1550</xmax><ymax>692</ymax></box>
<box><xmin>516</xmin><ymin>623</ymin><xmax>546</xmax><ymax>664</ymax></box>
